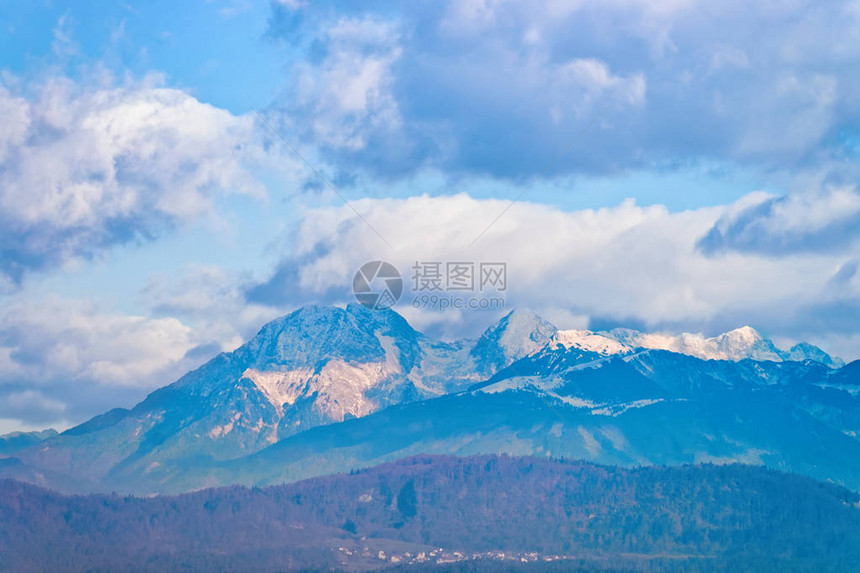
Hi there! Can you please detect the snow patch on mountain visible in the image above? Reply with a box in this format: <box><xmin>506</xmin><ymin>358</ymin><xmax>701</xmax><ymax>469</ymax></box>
<box><xmin>592</xmin><ymin>399</ymin><xmax>665</xmax><ymax>417</ymax></box>
<box><xmin>244</xmin><ymin>356</ymin><xmax>401</xmax><ymax>424</ymax></box>
<box><xmin>208</xmin><ymin>412</ymin><xmax>242</xmax><ymax>439</ymax></box>
<box><xmin>553</xmin><ymin>330</ymin><xmax>632</xmax><ymax>356</ymax></box>
<box><xmin>307</xmin><ymin>359</ymin><xmax>397</xmax><ymax>421</ymax></box>
<box><xmin>243</xmin><ymin>368</ymin><xmax>313</xmax><ymax>413</ymax></box>
<box><xmin>555</xmin><ymin>394</ymin><xmax>599</xmax><ymax>409</ymax></box>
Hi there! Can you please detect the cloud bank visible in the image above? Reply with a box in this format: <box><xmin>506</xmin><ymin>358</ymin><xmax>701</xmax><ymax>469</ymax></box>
<box><xmin>0</xmin><ymin>73</ymin><xmax>272</xmax><ymax>288</ymax></box>
<box><xmin>247</xmin><ymin>192</ymin><xmax>860</xmax><ymax>358</ymax></box>
<box><xmin>267</xmin><ymin>0</ymin><xmax>860</xmax><ymax>179</ymax></box>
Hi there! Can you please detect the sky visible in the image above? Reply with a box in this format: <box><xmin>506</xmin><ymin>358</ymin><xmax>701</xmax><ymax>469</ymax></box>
<box><xmin>1</xmin><ymin>0</ymin><xmax>860</xmax><ymax>433</ymax></box>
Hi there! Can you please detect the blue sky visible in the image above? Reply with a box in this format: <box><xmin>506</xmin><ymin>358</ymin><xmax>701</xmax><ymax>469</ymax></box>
<box><xmin>1</xmin><ymin>0</ymin><xmax>284</xmax><ymax>113</ymax></box>
<box><xmin>2</xmin><ymin>0</ymin><xmax>860</xmax><ymax>432</ymax></box>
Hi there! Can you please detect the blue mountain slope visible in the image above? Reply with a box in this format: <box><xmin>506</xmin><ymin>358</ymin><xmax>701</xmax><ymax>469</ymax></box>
<box><xmin>6</xmin><ymin>306</ymin><xmax>555</xmax><ymax>490</ymax></box>
<box><xmin>109</xmin><ymin>351</ymin><xmax>860</xmax><ymax>494</ymax></box>
<box><xmin>145</xmin><ymin>349</ymin><xmax>858</xmax><ymax>494</ymax></box>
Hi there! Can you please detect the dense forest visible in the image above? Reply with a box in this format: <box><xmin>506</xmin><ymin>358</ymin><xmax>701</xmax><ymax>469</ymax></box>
<box><xmin>2</xmin><ymin>455</ymin><xmax>860</xmax><ymax>572</ymax></box>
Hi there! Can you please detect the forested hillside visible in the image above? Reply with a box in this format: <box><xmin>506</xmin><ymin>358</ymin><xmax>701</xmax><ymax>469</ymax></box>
<box><xmin>2</xmin><ymin>455</ymin><xmax>859</xmax><ymax>572</ymax></box>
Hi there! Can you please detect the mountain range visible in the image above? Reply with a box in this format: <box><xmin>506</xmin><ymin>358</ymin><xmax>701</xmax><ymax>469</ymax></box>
<box><xmin>2</xmin><ymin>304</ymin><xmax>858</xmax><ymax>494</ymax></box>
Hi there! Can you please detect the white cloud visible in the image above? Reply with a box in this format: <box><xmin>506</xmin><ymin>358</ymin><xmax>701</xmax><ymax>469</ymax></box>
<box><xmin>5</xmin><ymin>391</ymin><xmax>67</xmax><ymax>414</ymax></box>
<box><xmin>142</xmin><ymin>265</ymin><xmax>281</xmax><ymax>352</ymax></box>
<box><xmin>700</xmin><ymin>185</ymin><xmax>860</xmax><ymax>255</ymax></box>
<box><xmin>274</xmin><ymin>0</ymin><xmax>306</xmax><ymax>9</ymax></box>
<box><xmin>738</xmin><ymin>73</ymin><xmax>838</xmax><ymax>157</ymax></box>
<box><xmin>553</xmin><ymin>58</ymin><xmax>646</xmax><ymax>117</ymax></box>
<box><xmin>440</xmin><ymin>0</ymin><xmax>500</xmax><ymax>32</ymax></box>
<box><xmin>0</xmin><ymin>268</ymin><xmax>282</xmax><ymax>429</ymax></box>
<box><xmin>51</xmin><ymin>14</ymin><xmax>79</xmax><ymax>59</ymax></box>
<box><xmin>267</xmin><ymin>0</ymin><xmax>860</xmax><ymax>180</ymax></box>
<box><xmin>709</xmin><ymin>45</ymin><xmax>750</xmax><ymax>73</ymax></box>
<box><xmin>0</xmin><ymin>296</ymin><xmax>197</xmax><ymax>388</ymax></box>
<box><xmin>0</xmin><ymin>72</ymin><xmax>280</xmax><ymax>285</ymax></box>
<box><xmin>441</xmin><ymin>0</ymin><xmax>700</xmax><ymax>35</ymax></box>
<box><xmin>254</xmin><ymin>192</ymin><xmax>860</xmax><ymax>357</ymax></box>
<box><xmin>0</xmin><ymin>291</ymin><xmax>236</xmax><ymax>428</ymax></box>
<box><xmin>1</xmin><ymin>74</ymin><xmax>264</xmax><ymax>225</ymax></box>
<box><xmin>0</xmin><ymin>417</ymin><xmax>69</xmax><ymax>435</ymax></box>
<box><xmin>0</xmin><ymin>86</ymin><xmax>29</xmax><ymax>163</ymax></box>
<box><xmin>286</xmin><ymin>16</ymin><xmax>403</xmax><ymax>151</ymax></box>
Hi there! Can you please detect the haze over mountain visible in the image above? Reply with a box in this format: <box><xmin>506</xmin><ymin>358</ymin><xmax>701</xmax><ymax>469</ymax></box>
<box><xmin>0</xmin><ymin>429</ymin><xmax>57</xmax><ymax>457</ymax></box>
<box><xmin>1</xmin><ymin>305</ymin><xmax>856</xmax><ymax>494</ymax></box>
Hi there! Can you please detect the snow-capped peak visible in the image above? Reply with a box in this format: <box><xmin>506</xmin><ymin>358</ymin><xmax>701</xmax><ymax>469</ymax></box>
<box><xmin>552</xmin><ymin>330</ymin><xmax>631</xmax><ymax>356</ymax></box>
<box><xmin>605</xmin><ymin>326</ymin><xmax>765</xmax><ymax>360</ymax></box>
<box><xmin>789</xmin><ymin>342</ymin><xmax>845</xmax><ymax>368</ymax></box>
<box><xmin>470</xmin><ymin>309</ymin><xmax>557</xmax><ymax>373</ymax></box>
<box><xmin>711</xmin><ymin>326</ymin><xmax>782</xmax><ymax>361</ymax></box>
<box><xmin>494</xmin><ymin>309</ymin><xmax>558</xmax><ymax>359</ymax></box>
<box><xmin>604</xmin><ymin>325</ymin><xmax>835</xmax><ymax>364</ymax></box>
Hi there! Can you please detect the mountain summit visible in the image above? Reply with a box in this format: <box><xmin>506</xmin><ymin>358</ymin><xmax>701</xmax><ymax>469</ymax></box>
<box><xmin>470</xmin><ymin>309</ymin><xmax>557</xmax><ymax>374</ymax></box>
